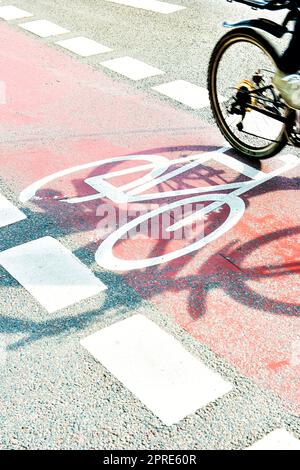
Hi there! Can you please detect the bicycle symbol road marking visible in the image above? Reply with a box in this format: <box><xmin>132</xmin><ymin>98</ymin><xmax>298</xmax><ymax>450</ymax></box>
<box><xmin>20</xmin><ymin>148</ymin><xmax>299</xmax><ymax>271</ymax></box>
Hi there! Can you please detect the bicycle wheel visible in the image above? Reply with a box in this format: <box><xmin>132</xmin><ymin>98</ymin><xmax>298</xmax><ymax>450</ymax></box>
<box><xmin>95</xmin><ymin>193</ymin><xmax>245</xmax><ymax>271</ymax></box>
<box><xmin>208</xmin><ymin>27</ymin><xmax>288</xmax><ymax>159</ymax></box>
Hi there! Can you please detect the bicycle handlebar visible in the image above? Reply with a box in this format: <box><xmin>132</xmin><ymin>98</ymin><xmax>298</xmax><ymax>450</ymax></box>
<box><xmin>227</xmin><ymin>0</ymin><xmax>296</xmax><ymax>10</ymax></box>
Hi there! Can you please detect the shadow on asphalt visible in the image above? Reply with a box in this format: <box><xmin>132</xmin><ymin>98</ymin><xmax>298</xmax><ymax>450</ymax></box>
<box><xmin>0</xmin><ymin>144</ymin><xmax>299</xmax><ymax>349</ymax></box>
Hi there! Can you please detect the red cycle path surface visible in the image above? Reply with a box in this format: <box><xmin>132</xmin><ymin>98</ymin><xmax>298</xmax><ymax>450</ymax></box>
<box><xmin>0</xmin><ymin>24</ymin><xmax>299</xmax><ymax>411</ymax></box>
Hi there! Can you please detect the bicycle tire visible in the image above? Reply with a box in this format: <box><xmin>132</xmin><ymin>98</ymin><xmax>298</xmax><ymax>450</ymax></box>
<box><xmin>208</xmin><ymin>27</ymin><xmax>288</xmax><ymax>159</ymax></box>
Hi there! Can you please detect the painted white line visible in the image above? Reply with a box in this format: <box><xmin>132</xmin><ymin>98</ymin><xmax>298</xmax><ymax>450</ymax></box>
<box><xmin>0</xmin><ymin>236</ymin><xmax>107</xmax><ymax>313</ymax></box>
<box><xmin>0</xmin><ymin>194</ymin><xmax>26</xmax><ymax>228</ymax></box>
<box><xmin>214</xmin><ymin>153</ymin><xmax>266</xmax><ymax>180</ymax></box>
<box><xmin>153</xmin><ymin>80</ymin><xmax>213</xmax><ymax>109</ymax></box>
<box><xmin>100</xmin><ymin>56</ymin><xmax>164</xmax><ymax>81</ymax></box>
<box><xmin>106</xmin><ymin>0</ymin><xmax>185</xmax><ymax>14</ymax></box>
<box><xmin>247</xmin><ymin>429</ymin><xmax>300</xmax><ymax>450</ymax></box>
<box><xmin>0</xmin><ymin>334</ymin><xmax>8</xmax><ymax>367</ymax></box>
<box><xmin>0</xmin><ymin>5</ymin><xmax>32</xmax><ymax>20</ymax></box>
<box><xmin>241</xmin><ymin>110</ymin><xmax>284</xmax><ymax>141</ymax></box>
<box><xmin>81</xmin><ymin>314</ymin><xmax>232</xmax><ymax>426</ymax></box>
<box><xmin>56</xmin><ymin>37</ymin><xmax>112</xmax><ymax>57</ymax></box>
<box><xmin>20</xmin><ymin>20</ymin><xmax>69</xmax><ymax>38</ymax></box>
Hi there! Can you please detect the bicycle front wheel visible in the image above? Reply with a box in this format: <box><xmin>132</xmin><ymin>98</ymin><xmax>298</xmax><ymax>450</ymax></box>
<box><xmin>208</xmin><ymin>28</ymin><xmax>288</xmax><ymax>159</ymax></box>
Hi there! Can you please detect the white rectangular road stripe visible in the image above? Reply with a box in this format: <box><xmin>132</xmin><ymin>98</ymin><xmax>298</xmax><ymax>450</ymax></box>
<box><xmin>56</xmin><ymin>37</ymin><xmax>112</xmax><ymax>57</ymax></box>
<box><xmin>81</xmin><ymin>314</ymin><xmax>233</xmax><ymax>426</ymax></box>
<box><xmin>106</xmin><ymin>0</ymin><xmax>185</xmax><ymax>14</ymax></box>
<box><xmin>247</xmin><ymin>429</ymin><xmax>300</xmax><ymax>450</ymax></box>
<box><xmin>20</xmin><ymin>20</ymin><xmax>69</xmax><ymax>38</ymax></box>
<box><xmin>0</xmin><ymin>5</ymin><xmax>32</xmax><ymax>20</ymax></box>
<box><xmin>101</xmin><ymin>56</ymin><xmax>164</xmax><ymax>81</ymax></box>
<box><xmin>153</xmin><ymin>80</ymin><xmax>212</xmax><ymax>109</ymax></box>
<box><xmin>0</xmin><ymin>236</ymin><xmax>107</xmax><ymax>313</ymax></box>
<box><xmin>0</xmin><ymin>194</ymin><xmax>26</xmax><ymax>228</ymax></box>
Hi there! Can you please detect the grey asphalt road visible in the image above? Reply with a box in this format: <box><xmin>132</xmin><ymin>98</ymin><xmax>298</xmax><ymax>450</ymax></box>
<box><xmin>0</xmin><ymin>0</ymin><xmax>299</xmax><ymax>450</ymax></box>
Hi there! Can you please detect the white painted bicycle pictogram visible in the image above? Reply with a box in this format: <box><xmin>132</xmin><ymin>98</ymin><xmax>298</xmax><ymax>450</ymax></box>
<box><xmin>20</xmin><ymin>147</ymin><xmax>299</xmax><ymax>271</ymax></box>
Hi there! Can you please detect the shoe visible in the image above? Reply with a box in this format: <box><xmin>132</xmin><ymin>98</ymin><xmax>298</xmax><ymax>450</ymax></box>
<box><xmin>273</xmin><ymin>70</ymin><xmax>300</xmax><ymax>110</ymax></box>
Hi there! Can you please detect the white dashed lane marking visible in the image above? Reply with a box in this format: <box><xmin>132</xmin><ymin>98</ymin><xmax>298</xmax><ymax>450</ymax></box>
<box><xmin>152</xmin><ymin>80</ymin><xmax>215</xmax><ymax>109</ymax></box>
<box><xmin>105</xmin><ymin>0</ymin><xmax>186</xmax><ymax>14</ymax></box>
<box><xmin>101</xmin><ymin>56</ymin><xmax>164</xmax><ymax>80</ymax></box>
<box><xmin>0</xmin><ymin>193</ymin><xmax>26</xmax><ymax>228</ymax></box>
<box><xmin>247</xmin><ymin>429</ymin><xmax>300</xmax><ymax>450</ymax></box>
<box><xmin>56</xmin><ymin>37</ymin><xmax>112</xmax><ymax>57</ymax></box>
<box><xmin>0</xmin><ymin>334</ymin><xmax>8</xmax><ymax>367</ymax></box>
<box><xmin>0</xmin><ymin>5</ymin><xmax>32</xmax><ymax>20</ymax></box>
<box><xmin>20</xmin><ymin>19</ymin><xmax>69</xmax><ymax>38</ymax></box>
<box><xmin>81</xmin><ymin>314</ymin><xmax>233</xmax><ymax>426</ymax></box>
<box><xmin>0</xmin><ymin>236</ymin><xmax>107</xmax><ymax>313</ymax></box>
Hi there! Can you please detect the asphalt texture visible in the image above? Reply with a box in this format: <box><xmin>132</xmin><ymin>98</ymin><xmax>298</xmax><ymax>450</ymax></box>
<box><xmin>0</xmin><ymin>0</ymin><xmax>299</xmax><ymax>450</ymax></box>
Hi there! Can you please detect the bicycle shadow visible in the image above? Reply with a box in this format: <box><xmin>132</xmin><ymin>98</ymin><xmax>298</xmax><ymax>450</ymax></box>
<box><xmin>128</xmin><ymin>226</ymin><xmax>300</xmax><ymax>321</ymax></box>
<box><xmin>0</xmin><ymin>143</ymin><xmax>299</xmax><ymax>350</ymax></box>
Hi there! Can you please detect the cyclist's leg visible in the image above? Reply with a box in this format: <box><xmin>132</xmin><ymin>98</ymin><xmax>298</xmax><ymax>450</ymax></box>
<box><xmin>279</xmin><ymin>17</ymin><xmax>300</xmax><ymax>74</ymax></box>
<box><xmin>273</xmin><ymin>17</ymin><xmax>300</xmax><ymax>109</ymax></box>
